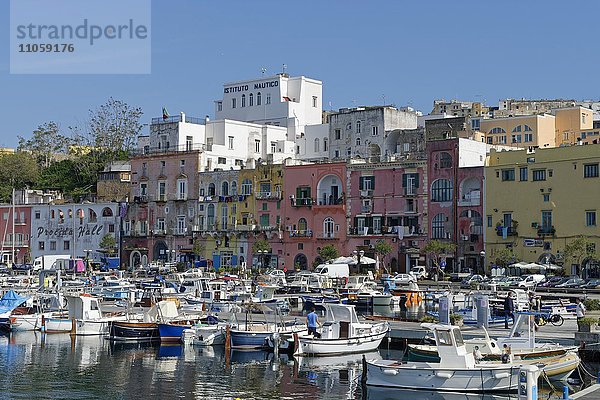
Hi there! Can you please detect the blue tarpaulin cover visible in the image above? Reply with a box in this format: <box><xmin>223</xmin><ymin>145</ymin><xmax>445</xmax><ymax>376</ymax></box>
<box><xmin>0</xmin><ymin>290</ymin><xmax>30</xmax><ymax>315</ymax></box>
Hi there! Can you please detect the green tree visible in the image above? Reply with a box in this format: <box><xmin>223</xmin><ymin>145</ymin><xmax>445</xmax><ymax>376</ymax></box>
<box><xmin>423</xmin><ymin>240</ymin><xmax>456</xmax><ymax>278</ymax></box>
<box><xmin>374</xmin><ymin>240</ymin><xmax>393</xmax><ymax>274</ymax></box>
<box><xmin>563</xmin><ymin>236</ymin><xmax>598</xmax><ymax>270</ymax></box>
<box><xmin>252</xmin><ymin>239</ymin><xmax>271</xmax><ymax>253</ymax></box>
<box><xmin>318</xmin><ymin>244</ymin><xmax>339</xmax><ymax>262</ymax></box>
<box><xmin>0</xmin><ymin>152</ymin><xmax>39</xmax><ymax>202</ymax></box>
<box><xmin>493</xmin><ymin>247</ymin><xmax>518</xmax><ymax>268</ymax></box>
<box><xmin>192</xmin><ymin>239</ymin><xmax>206</xmax><ymax>260</ymax></box>
<box><xmin>99</xmin><ymin>234</ymin><xmax>117</xmax><ymax>255</ymax></box>
<box><xmin>18</xmin><ymin>121</ymin><xmax>71</xmax><ymax>169</ymax></box>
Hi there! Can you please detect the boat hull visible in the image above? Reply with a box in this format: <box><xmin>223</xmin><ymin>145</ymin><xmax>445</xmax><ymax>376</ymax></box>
<box><xmin>229</xmin><ymin>329</ymin><xmax>272</xmax><ymax>349</ymax></box>
<box><xmin>109</xmin><ymin>321</ymin><xmax>160</xmax><ymax>342</ymax></box>
<box><xmin>295</xmin><ymin>328</ymin><xmax>388</xmax><ymax>356</ymax></box>
<box><xmin>366</xmin><ymin>359</ymin><xmax>519</xmax><ymax>392</ymax></box>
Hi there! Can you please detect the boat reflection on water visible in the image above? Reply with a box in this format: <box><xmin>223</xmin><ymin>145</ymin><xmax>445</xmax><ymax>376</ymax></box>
<box><xmin>295</xmin><ymin>350</ymin><xmax>380</xmax><ymax>370</ymax></box>
<box><xmin>364</xmin><ymin>387</ymin><xmax>517</xmax><ymax>400</ymax></box>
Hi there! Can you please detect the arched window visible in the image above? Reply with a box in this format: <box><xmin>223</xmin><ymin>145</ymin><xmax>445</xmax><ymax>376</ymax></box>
<box><xmin>440</xmin><ymin>152</ymin><xmax>452</xmax><ymax>168</ymax></box>
<box><xmin>523</xmin><ymin>125</ymin><xmax>532</xmax><ymax>132</ymax></box>
<box><xmin>207</xmin><ymin>204</ymin><xmax>215</xmax><ymax>227</ymax></box>
<box><xmin>257</xmin><ymin>92</ymin><xmax>262</xmax><ymax>106</ymax></box>
<box><xmin>231</xmin><ymin>181</ymin><xmax>238</xmax><ymax>196</ymax></box>
<box><xmin>432</xmin><ymin>213</ymin><xmax>447</xmax><ymax>239</ymax></box>
<box><xmin>241</xmin><ymin>94</ymin><xmax>246</xmax><ymax>107</ymax></box>
<box><xmin>241</xmin><ymin>179</ymin><xmax>252</xmax><ymax>195</ymax></box>
<box><xmin>102</xmin><ymin>207</ymin><xmax>113</xmax><ymax>217</ymax></box>
<box><xmin>222</xmin><ymin>181</ymin><xmax>229</xmax><ymax>196</ymax></box>
<box><xmin>249</xmin><ymin>93</ymin><xmax>254</xmax><ymax>106</ymax></box>
<box><xmin>431</xmin><ymin>179</ymin><xmax>453</xmax><ymax>202</ymax></box>
<box><xmin>298</xmin><ymin>218</ymin><xmax>307</xmax><ymax>233</ymax></box>
<box><xmin>512</xmin><ymin>125</ymin><xmax>522</xmax><ymax>133</ymax></box>
<box><xmin>89</xmin><ymin>209</ymin><xmax>97</xmax><ymax>222</ymax></box>
<box><xmin>356</xmin><ymin>137</ymin><xmax>361</xmax><ymax>146</ymax></box>
<box><xmin>314</xmin><ymin>138</ymin><xmax>320</xmax><ymax>152</ymax></box>
<box><xmin>323</xmin><ymin>138</ymin><xmax>328</xmax><ymax>152</ymax></box>
<box><xmin>323</xmin><ymin>217</ymin><xmax>335</xmax><ymax>239</ymax></box>
<box><xmin>208</xmin><ymin>183</ymin><xmax>216</xmax><ymax>196</ymax></box>
<box><xmin>356</xmin><ymin>120</ymin><xmax>361</xmax><ymax>133</ymax></box>
<box><xmin>489</xmin><ymin>127</ymin><xmax>506</xmax><ymax>134</ymax></box>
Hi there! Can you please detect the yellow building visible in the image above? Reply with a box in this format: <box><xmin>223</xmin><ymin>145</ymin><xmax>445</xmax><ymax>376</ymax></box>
<box><xmin>480</xmin><ymin>114</ymin><xmax>556</xmax><ymax>148</ymax></box>
<box><xmin>485</xmin><ymin>144</ymin><xmax>600</xmax><ymax>277</ymax></box>
<box><xmin>552</xmin><ymin>107</ymin><xmax>593</xmax><ymax>146</ymax></box>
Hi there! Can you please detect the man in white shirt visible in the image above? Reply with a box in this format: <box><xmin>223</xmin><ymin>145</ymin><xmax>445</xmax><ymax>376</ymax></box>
<box><xmin>576</xmin><ymin>298</ymin><xmax>586</xmax><ymax>332</ymax></box>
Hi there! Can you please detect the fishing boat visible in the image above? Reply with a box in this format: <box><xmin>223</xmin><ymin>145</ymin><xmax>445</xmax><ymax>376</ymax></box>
<box><xmin>158</xmin><ymin>315</ymin><xmax>218</xmax><ymax>343</ymax></box>
<box><xmin>365</xmin><ymin>323</ymin><xmax>520</xmax><ymax>392</ymax></box>
<box><xmin>181</xmin><ymin>316</ymin><xmax>227</xmax><ymax>346</ymax></box>
<box><xmin>293</xmin><ymin>304</ymin><xmax>389</xmax><ymax>356</ymax></box>
<box><xmin>108</xmin><ymin>300</ymin><xmax>179</xmax><ymax>342</ymax></box>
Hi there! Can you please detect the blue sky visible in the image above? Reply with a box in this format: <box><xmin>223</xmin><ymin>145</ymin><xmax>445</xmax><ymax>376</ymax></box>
<box><xmin>1</xmin><ymin>0</ymin><xmax>599</xmax><ymax>147</ymax></box>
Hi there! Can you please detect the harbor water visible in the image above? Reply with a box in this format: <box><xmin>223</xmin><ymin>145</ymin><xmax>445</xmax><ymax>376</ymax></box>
<box><xmin>0</xmin><ymin>331</ymin><xmax>592</xmax><ymax>400</ymax></box>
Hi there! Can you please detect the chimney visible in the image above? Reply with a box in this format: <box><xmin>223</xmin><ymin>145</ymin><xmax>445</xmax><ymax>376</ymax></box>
<box><xmin>205</xmin><ymin>115</ymin><xmax>210</xmax><ymax>124</ymax></box>
<box><xmin>180</xmin><ymin>111</ymin><xmax>185</xmax><ymax>122</ymax></box>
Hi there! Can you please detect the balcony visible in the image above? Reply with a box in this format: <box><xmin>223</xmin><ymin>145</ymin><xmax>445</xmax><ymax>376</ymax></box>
<box><xmin>2</xmin><ymin>241</ymin><xmax>28</xmax><ymax>247</ymax></box>
<box><xmin>258</xmin><ymin>225</ymin><xmax>278</xmax><ymax>232</ymax></box>
<box><xmin>289</xmin><ymin>229</ymin><xmax>313</xmax><ymax>238</ymax></box>
<box><xmin>153</xmin><ymin>229</ymin><xmax>167</xmax><ymax>236</ymax></box>
<box><xmin>360</xmin><ymin>189</ymin><xmax>373</xmax><ymax>197</ymax></box>
<box><xmin>404</xmin><ymin>186</ymin><xmax>417</xmax><ymax>196</ymax></box>
<box><xmin>458</xmin><ymin>191</ymin><xmax>481</xmax><ymax>206</ymax></box>
<box><xmin>255</xmin><ymin>191</ymin><xmax>283</xmax><ymax>200</ymax></box>
<box><xmin>291</xmin><ymin>198</ymin><xmax>313</xmax><ymax>207</ymax></box>
<box><xmin>470</xmin><ymin>225</ymin><xmax>484</xmax><ymax>235</ymax></box>
<box><xmin>134</xmin><ymin>195</ymin><xmax>148</xmax><ymax>203</ymax></box>
<box><xmin>156</xmin><ymin>194</ymin><xmax>167</xmax><ymax>202</ymax></box>
<box><xmin>361</xmin><ymin>205</ymin><xmax>372</xmax><ymax>213</ymax></box>
<box><xmin>496</xmin><ymin>226</ymin><xmax>518</xmax><ymax>237</ymax></box>
<box><xmin>13</xmin><ymin>218</ymin><xmax>27</xmax><ymax>225</ymax></box>
<box><xmin>236</xmin><ymin>224</ymin><xmax>256</xmax><ymax>232</ymax></box>
<box><xmin>175</xmin><ymin>194</ymin><xmax>188</xmax><ymax>201</ymax></box>
<box><xmin>316</xmin><ymin>232</ymin><xmax>338</xmax><ymax>240</ymax></box>
<box><xmin>537</xmin><ymin>226</ymin><xmax>555</xmax><ymax>236</ymax></box>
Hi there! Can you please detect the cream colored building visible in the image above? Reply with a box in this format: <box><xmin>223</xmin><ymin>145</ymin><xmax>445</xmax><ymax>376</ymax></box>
<box><xmin>552</xmin><ymin>107</ymin><xmax>594</xmax><ymax>146</ymax></box>
<box><xmin>480</xmin><ymin>114</ymin><xmax>556</xmax><ymax>148</ymax></box>
<box><xmin>485</xmin><ymin>144</ymin><xmax>600</xmax><ymax>277</ymax></box>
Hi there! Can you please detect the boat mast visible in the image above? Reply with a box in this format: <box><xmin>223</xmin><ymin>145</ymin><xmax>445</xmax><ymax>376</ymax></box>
<box><xmin>11</xmin><ymin>187</ymin><xmax>15</xmax><ymax>267</ymax></box>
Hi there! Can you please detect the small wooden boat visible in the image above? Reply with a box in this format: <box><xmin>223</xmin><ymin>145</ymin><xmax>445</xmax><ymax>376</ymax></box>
<box><xmin>109</xmin><ymin>321</ymin><xmax>159</xmax><ymax>342</ymax></box>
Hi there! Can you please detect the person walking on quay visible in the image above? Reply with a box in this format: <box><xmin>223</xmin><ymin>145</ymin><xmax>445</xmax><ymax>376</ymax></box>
<box><xmin>504</xmin><ymin>293</ymin><xmax>514</xmax><ymax>329</ymax></box>
<box><xmin>307</xmin><ymin>307</ymin><xmax>321</xmax><ymax>338</ymax></box>
<box><xmin>576</xmin><ymin>298</ymin><xmax>586</xmax><ymax>332</ymax></box>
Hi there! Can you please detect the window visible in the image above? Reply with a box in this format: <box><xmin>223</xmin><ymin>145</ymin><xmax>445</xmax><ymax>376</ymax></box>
<box><xmin>512</xmin><ymin>125</ymin><xmax>522</xmax><ymax>132</ymax></box>
<box><xmin>266</xmin><ymin>93</ymin><xmax>271</xmax><ymax>104</ymax></box>
<box><xmin>489</xmin><ymin>127</ymin><xmax>506</xmax><ymax>134</ymax></box>
<box><xmin>260</xmin><ymin>214</ymin><xmax>269</xmax><ymax>226</ymax></box>
<box><xmin>334</xmin><ymin>150</ymin><xmax>340</xmax><ymax>158</ymax></box>
<box><xmin>50</xmin><ymin>241</ymin><xmax>56</xmax><ymax>251</ymax></box>
<box><xmin>582</xmin><ymin>113</ymin><xmax>587</xmax><ymax>125</ymax></box>
<box><xmin>471</xmin><ymin>119</ymin><xmax>480</xmax><ymax>130</ymax></box>
<box><xmin>157</xmin><ymin>218</ymin><xmax>165</xmax><ymax>232</ymax></box>
<box><xmin>39</xmin><ymin>241</ymin><xmax>45</xmax><ymax>251</ymax></box>
<box><xmin>216</xmin><ymin>157</ymin><xmax>226</xmax><ymax>165</ymax></box>
<box><xmin>64</xmin><ymin>241</ymin><xmax>70</xmax><ymax>251</ymax></box>
<box><xmin>440</xmin><ymin>152</ymin><xmax>452</xmax><ymax>169</ymax></box>
<box><xmin>347</xmin><ymin>148</ymin><xmax>352</xmax><ymax>156</ymax></box>
<box><xmin>232</xmin><ymin>98</ymin><xmax>236</xmax><ymax>108</ymax></box>
<box><xmin>371</xmin><ymin>126</ymin><xmax>379</xmax><ymax>136</ymax></box>
<box><xmin>208</xmin><ymin>183</ymin><xmax>216</xmax><ymax>196</ymax></box>
<box><xmin>222</xmin><ymin>181</ymin><xmax>229</xmax><ymax>196</ymax></box>
<box><xmin>403</xmin><ymin>143</ymin><xmax>410</xmax><ymax>153</ymax></box>
<box><xmin>255</xmin><ymin>140</ymin><xmax>261</xmax><ymax>153</ymax></box>
<box><xmin>524</xmin><ymin>125</ymin><xmax>532</xmax><ymax>132</ymax></box>
<box><xmin>323</xmin><ymin>217</ymin><xmax>335</xmax><ymax>238</ymax></box>
<box><xmin>524</xmin><ymin>133</ymin><xmax>533</xmax><ymax>142</ymax></box>
<box><xmin>314</xmin><ymin>138</ymin><xmax>320</xmax><ymax>152</ymax></box>
<box><xmin>257</xmin><ymin>92</ymin><xmax>261</xmax><ymax>106</ymax></box>
<box><xmin>356</xmin><ymin>137</ymin><xmax>361</xmax><ymax>146</ymax></box>
<box><xmin>431</xmin><ymin>179</ymin><xmax>453</xmax><ymax>202</ymax></box>
<box><xmin>241</xmin><ymin>94</ymin><xmax>246</xmax><ymax>107</ymax></box>
<box><xmin>543</xmin><ymin>194</ymin><xmax>550</xmax><ymax>202</ymax></box>
<box><xmin>503</xmin><ymin>213</ymin><xmax>512</xmax><ymax>228</ymax></box>
<box><xmin>487</xmin><ymin>215</ymin><xmax>492</xmax><ymax>228</ymax></box>
<box><xmin>217</xmin><ymin>101</ymin><xmax>222</xmax><ymax>112</ymax></box>
<box><xmin>186</xmin><ymin>136</ymin><xmax>193</xmax><ymax>151</ymax></box>
<box><xmin>35</xmin><ymin>211</ymin><xmax>40</xmax><ymax>219</ymax></box>
<box><xmin>241</xmin><ymin>179</ymin><xmax>252</xmax><ymax>195</ymax></box>
<box><xmin>486</xmin><ymin>137</ymin><xmax>493</xmax><ymax>144</ymax></box>
<box><xmin>312</xmin><ymin>96</ymin><xmax>317</xmax><ymax>108</ymax></box>
<box><xmin>501</xmin><ymin>169</ymin><xmax>515</xmax><ymax>181</ymax></box>
<box><xmin>177</xmin><ymin>216</ymin><xmax>186</xmax><ymax>234</ymax></box>
<box><xmin>498</xmin><ymin>135</ymin><xmax>507</xmax><ymax>144</ymax></box>
<box><xmin>221</xmin><ymin>206</ymin><xmax>228</xmax><ymax>230</ymax></box>
<box><xmin>228</xmin><ymin>136</ymin><xmax>234</xmax><ymax>150</ymax></box>
<box><xmin>541</xmin><ymin>210</ymin><xmax>552</xmax><ymax>230</ymax></box>
<box><xmin>356</xmin><ymin>120</ymin><xmax>361</xmax><ymax>133</ymax></box>
<box><xmin>177</xmin><ymin>179</ymin><xmax>187</xmax><ymax>200</ymax></box>
<box><xmin>512</xmin><ymin>134</ymin><xmax>522</xmax><ymax>143</ymax></box>
<box><xmin>360</xmin><ymin>176</ymin><xmax>375</xmax><ymax>191</ymax></box>
<box><xmin>432</xmin><ymin>213</ymin><xmax>447</xmax><ymax>239</ymax></box>
<box><xmin>584</xmin><ymin>163</ymin><xmax>599</xmax><ymax>178</ymax></box>
<box><xmin>586</xmin><ymin>211</ymin><xmax>597</xmax><ymax>227</ymax></box>
<box><xmin>519</xmin><ymin>167</ymin><xmax>528</xmax><ymax>181</ymax></box>
<box><xmin>249</xmin><ymin>93</ymin><xmax>254</xmax><ymax>106</ymax></box>
<box><xmin>298</xmin><ymin>243</ymin><xmax>303</xmax><ymax>250</ymax></box>
<box><xmin>262</xmin><ymin>203</ymin><xmax>268</xmax><ymax>211</ymax></box>
<box><xmin>532</xmin><ymin>169</ymin><xmax>546</xmax><ymax>181</ymax></box>
<box><xmin>335</xmin><ymin>129</ymin><xmax>341</xmax><ymax>140</ymax></box>
<box><xmin>323</xmin><ymin>138</ymin><xmax>328</xmax><ymax>151</ymax></box>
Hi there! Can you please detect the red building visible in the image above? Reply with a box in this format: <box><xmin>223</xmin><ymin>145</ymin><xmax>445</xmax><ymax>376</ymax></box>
<box><xmin>0</xmin><ymin>205</ymin><xmax>32</xmax><ymax>264</ymax></box>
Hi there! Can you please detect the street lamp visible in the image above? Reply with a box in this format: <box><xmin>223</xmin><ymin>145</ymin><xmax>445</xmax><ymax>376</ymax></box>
<box><xmin>353</xmin><ymin>249</ymin><xmax>365</xmax><ymax>273</ymax></box>
<box><xmin>479</xmin><ymin>250</ymin><xmax>486</xmax><ymax>276</ymax></box>
<box><xmin>258</xmin><ymin>250</ymin><xmax>268</xmax><ymax>272</ymax></box>
<box><xmin>84</xmin><ymin>249</ymin><xmax>92</xmax><ymax>271</ymax></box>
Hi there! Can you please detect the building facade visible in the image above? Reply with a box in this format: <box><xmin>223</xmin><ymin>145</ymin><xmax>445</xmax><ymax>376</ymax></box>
<box><xmin>0</xmin><ymin>205</ymin><xmax>32</xmax><ymax>264</ymax></box>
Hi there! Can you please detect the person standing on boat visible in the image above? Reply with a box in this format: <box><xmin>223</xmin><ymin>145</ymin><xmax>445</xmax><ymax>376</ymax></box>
<box><xmin>503</xmin><ymin>294</ymin><xmax>514</xmax><ymax>329</ymax></box>
<box><xmin>576</xmin><ymin>298</ymin><xmax>586</xmax><ymax>332</ymax></box>
<box><xmin>307</xmin><ymin>307</ymin><xmax>321</xmax><ymax>338</ymax></box>
<box><xmin>472</xmin><ymin>346</ymin><xmax>483</xmax><ymax>363</ymax></box>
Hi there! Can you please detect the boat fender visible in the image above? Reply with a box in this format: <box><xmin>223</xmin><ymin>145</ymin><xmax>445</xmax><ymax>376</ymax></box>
<box><xmin>434</xmin><ymin>371</ymin><xmax>454</xmax><ymax>379</ymax></box>
<box><xmin>493</xmin><ymin>372</ymin><xmax>510</xmax><ymax>379</ymax></box>
<box><xmin>382</xmin><ymin>369</ymin><xmax>398</xmax><ymax>376</ymax></box>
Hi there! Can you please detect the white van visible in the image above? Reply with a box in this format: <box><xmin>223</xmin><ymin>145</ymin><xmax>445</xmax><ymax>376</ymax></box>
<box><xmin>314</xmin><ymin>263</ymin><xmax>350</xmax><ymax>279</ymax></box>
<box><xmin>518</xmin><ymin>274</ymin><xmax>545</xmax><ymax>289</ymax></box>
<box><xmin>410</xmin><ymin>266</ymin><xmax>427</xmax><ymax>280</ymax></box>
<box><xmin>33</xmin><ymin>255</ymin><xmax>70</xmax><ymax>272</ymax></box>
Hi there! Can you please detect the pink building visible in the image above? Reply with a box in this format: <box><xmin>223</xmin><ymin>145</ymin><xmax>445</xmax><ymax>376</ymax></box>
<box><xmin>346</xmin><ymin>161</ymin><xmax>428</xmax><ymax>273</ymax></box>
<box><xmin>282</xmin><ymin>162</ymin><xmax>347</xmax><ymax>270</ymax></box>
<box><xmin>0</xmin><ymin>205</ymin><xmax>32</xmax><ymax>264</ymax></box>
<box><xmin>427</xmin><ymin>138</ymin><xmax>485</xmax><ymax>274</ymax></box>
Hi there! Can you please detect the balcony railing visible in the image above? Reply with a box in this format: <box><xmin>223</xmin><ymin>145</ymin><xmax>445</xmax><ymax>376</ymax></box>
<box><xmin>360</xmin><ymin>189</ymin><xmax>373</xmax><ymax>197</ymax></box>
<box><xmin>291</xmin><ymin>198</ymin><xmax>313</xmax><ymax>207</ymax></box>
<box><xmin>255</xmin><ymin>191</ymin><xmax>283</xmax><ymax>200</ymax></box>
<box><xmin>289</xmin><ymin>229</ymin><xmax>313</xmax><ymax>238</ymax></box>
<box><xmin>458</xmin><ymin>191</ymin><xmax>481</xmax><ymax>206</ymax></box>
<box><xmin>132</xmin><ymin>142</ymin><xmax>206</xmax><ymax>157</ymax></box>
<box><xmin>537</xmin><ymin>226</ymin><xmax>555</xmax><ymax>236</ymax></box>
<box><xmin>349</xmin><ymin>225</ymin><xmax>421</xmax><ymax>236</ymax></box>
<box><xmin>151</xmin><ymin>115</ymin><xmax>206</xmax><ymax>125</ymax></box>
<box><xmin>496</xmin><ymin>226</ymin><xmax>518</xmax><ymax>237</ymax></box>
<box><xmin>316</xmin><ymin>232</ymin><xmax>338</xmax><ymax>240</ymax></box>
<box><xmin>2</xmin><ymin>241</ymin><xmax>28</xmax><ymax>247</ymax></box>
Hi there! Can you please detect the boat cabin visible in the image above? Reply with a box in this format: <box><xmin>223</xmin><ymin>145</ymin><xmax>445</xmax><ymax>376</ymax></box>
<box><xmin>422</xmin><ymin>323</ymin><xmax>474</xmax><ymax>368</ymax></box>
<box><xmin>320</xmin><ymin>304</ymin><xmax>360</xmax><ymax>340</ymax></box>
<box><xmin>67</xmin><ymin>295</ymin><xmax>102</xmax><ymax>320</ymax></box>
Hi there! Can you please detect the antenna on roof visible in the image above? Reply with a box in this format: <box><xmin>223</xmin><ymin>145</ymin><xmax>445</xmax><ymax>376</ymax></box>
<box><xmin>261</xmin><ymin>68</ymin><xmax>267</xmax><ymax>75</ymax></box>
<box><xmin>282</xmin><ymin>64</ymin><xmax>287</xmax><ymax>74</ymax></box>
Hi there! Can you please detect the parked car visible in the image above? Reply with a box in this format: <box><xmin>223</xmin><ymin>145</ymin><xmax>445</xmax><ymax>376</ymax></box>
<box><xmin>0</xmin><ymin>264</ymin><xmax>9</xmax><ymax>274</ymax></box>
<box><xmin>555</xmin><ymin>277</ymin><xmax>586</xmax><ymax>288</ymax></box>
<box><xmin>12</xmin><ymin>263</ymin><xmax>33</xmax><ymax>271</ymax></box>
<box><xmin>545</xmin><ymin>277</ymin><xmax>571</xmax><ymax>288</ymax></box>
<box><xmin>581</xmin><ymin>278</ymin><xmax>600</xmax><ymax>289</ymax></box>
<box><xmin>409</xmin><ymin>266</ymin><xmax>428</xmax><ymax>281</ymax></box>
<box><xmin>460</xmin><ymin>274</ymin><xmax>486</xmax><ymax>288</ymax></box>
<box><xmin>518</xmin><ymin>274</ymin><xmax>546</xmax><ymax>289</ymax></box>
<box><xmin>393</xmin><ymin>273</ymin><xmax>416</xmax><ymax>285</ymax></box>
<box><xmin>497</xmin><ymin>276</ymin><xmax>523</xmax><ymax>288</ymax></box>
<box><xmin>538</xmin><ymin>276</ymin><xmax>564</xmax><ymax>288</ymax></box>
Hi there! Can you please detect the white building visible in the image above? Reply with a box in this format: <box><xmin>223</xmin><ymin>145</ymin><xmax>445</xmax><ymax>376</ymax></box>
<box><xmin>214</xmin><ymin>73</ymin><xmax>323</xmax><ymax>140</ymax></box>
<box><xmin>30</xmin><ymin>203</ymin><xmax>120</xmax><ymax>262</ymax></box>
<box><xmin>297</xmin><ymin>123</ymin><xmax>330</xmax><ymax>161</ymax></box>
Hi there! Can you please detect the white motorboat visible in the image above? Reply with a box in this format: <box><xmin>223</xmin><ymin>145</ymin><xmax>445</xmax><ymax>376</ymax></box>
<box><xmin>365</xmin><ymin>323</ymin><xmax>520</xmax><ymax>392</ymax></box>
<box><xmin>293</xmin><ymin>304</ymin><xmax>389</xmax><ymax>356</ymax></box>
<box><xmin>66</xmin><ymin>295</ymin><xmax>127</xmax><ymax>336</ymax></box>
